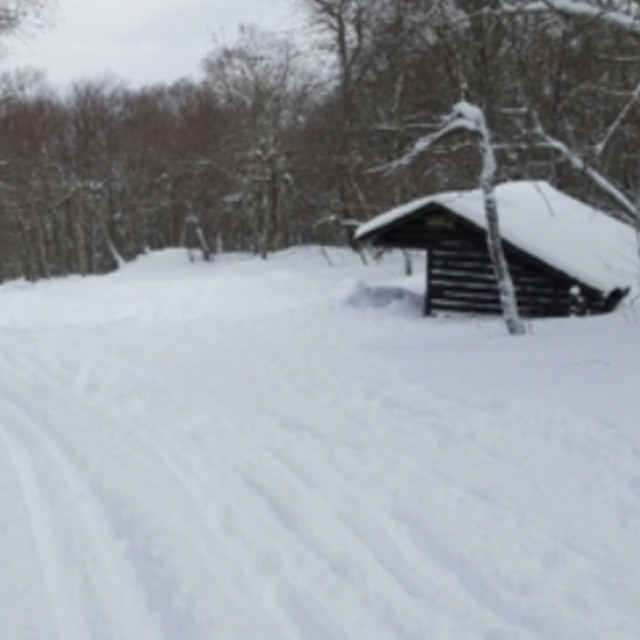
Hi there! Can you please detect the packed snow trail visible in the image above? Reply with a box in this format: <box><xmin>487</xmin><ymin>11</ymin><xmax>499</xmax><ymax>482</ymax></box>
<box><xmin>0</xmin><ymin>248</ymin><xmax>639</xmax><ymax>640</ymax></box>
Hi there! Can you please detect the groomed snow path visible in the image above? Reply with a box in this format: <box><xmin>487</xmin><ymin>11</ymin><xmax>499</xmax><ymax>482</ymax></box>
<box><xmin>0</xmin><ymin>248</ymin><xmax>639</xmax><ymax>640</ymax></box>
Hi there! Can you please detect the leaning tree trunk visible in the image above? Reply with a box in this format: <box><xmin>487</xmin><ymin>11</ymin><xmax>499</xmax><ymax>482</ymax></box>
<box><xmin>478</xmin><ymin>117</ymin><xmax>526</xmax><ymax>336</ymax></box>
<box><xmin>482</xmin><ymin>181</ymin><xmax>525</xmax><ymax>335</ymax></box>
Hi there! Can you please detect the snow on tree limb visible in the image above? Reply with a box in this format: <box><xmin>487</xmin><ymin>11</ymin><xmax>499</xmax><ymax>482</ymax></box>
<box><xmin>501</xmin><ymin>0</ymin><xmax>640</xmax><ymax>35</ymax></box>
<box><xmin>531</xmin><ymin>111</ymin><xmax>640</xmax><ymax>223</ymax></box>
<box><xmin>373</xmin><ymin>101</ymin><xmax>482</xmax><ymax>174</ymax></box>
<box><xmin>595</xmin><ymin>78</ymin><xmax>640</xmax><ymax>157</ymax></box>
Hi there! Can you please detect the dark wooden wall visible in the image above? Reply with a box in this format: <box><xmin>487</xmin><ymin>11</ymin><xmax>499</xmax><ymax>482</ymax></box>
<box><xmin>427</xmin><ymin>235</ymin><xmax>607</xmax><ymax>317</ymax></box>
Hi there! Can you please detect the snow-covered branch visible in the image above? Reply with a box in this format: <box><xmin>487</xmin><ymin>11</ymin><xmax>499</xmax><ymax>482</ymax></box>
<box><xmin>501</xmin><ymin>0</ymin><xmax>640</xmax><ymax>35</ymax></box>
<box><xmin>531</xmin><ymin>111</ymin><xmax>639</xmax><ymax>222</ymax></box>
<box><xmin>374</xmin><ymin>101</ymin><xmax>483</xmax><ymax>174</ymax></box>
<box><xmin>594</xmin><ymin>78</ymin><xmax>640</xmax><ymax>157</ymax></box>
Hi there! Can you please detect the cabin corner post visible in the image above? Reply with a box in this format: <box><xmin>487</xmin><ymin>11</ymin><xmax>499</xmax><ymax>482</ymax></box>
<box><xmin>423</xmin><ymin>250</ymin><xmax>432</xmax><ymax>316</ymax></box>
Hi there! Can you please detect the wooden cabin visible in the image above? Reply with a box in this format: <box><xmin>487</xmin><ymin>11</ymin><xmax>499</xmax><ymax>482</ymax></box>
<box><xmin>354</xmin><ymin>181</ymin><xmax>636</xmax><ymax>318</ymax></box>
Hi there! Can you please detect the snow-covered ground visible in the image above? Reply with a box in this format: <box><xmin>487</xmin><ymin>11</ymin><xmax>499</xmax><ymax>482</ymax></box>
<box><xmin>0</xmin><ymin>246</ymin><xmax>638</xmax><ymax>640</ymax></box>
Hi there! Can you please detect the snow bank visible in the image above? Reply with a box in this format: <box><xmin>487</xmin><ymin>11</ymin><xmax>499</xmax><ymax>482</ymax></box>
<box><xmin>0</xmin><ymin>246</ymin><xmax>639</xmax><ymax>640</ymax></box>
<box><xmin>340</xmin><ymin>277</ymin><xmax>424</xmax><ymax>314</ymax></box>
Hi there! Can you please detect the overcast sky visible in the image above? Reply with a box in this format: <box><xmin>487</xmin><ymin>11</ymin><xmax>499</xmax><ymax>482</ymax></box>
<box><xmin>1</xmin><ymin>0</ymin><xmax>302</xmax><ymax>88</ymax></box>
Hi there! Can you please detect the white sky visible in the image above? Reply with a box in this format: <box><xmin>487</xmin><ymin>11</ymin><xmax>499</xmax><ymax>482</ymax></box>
<box><xmin>1</xmin><ymin>0</ymin><xmax>302</xmax><ymax>88</ymax></box>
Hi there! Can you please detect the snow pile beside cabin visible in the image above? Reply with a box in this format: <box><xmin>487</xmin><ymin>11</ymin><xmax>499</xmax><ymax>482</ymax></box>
<box><xmin>356</xmin><ymin>180</ymin><xmax>639</xmax><ymax>295</ymax></box>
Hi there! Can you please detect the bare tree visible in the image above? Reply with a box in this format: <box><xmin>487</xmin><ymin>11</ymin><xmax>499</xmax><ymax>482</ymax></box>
<box><xmin>0</xmin><ymin>0</ymin><xmax>51</xmax><ymax>37</ymax></box>
<box><xmin>299</xmin><ymin>0</ymin><xmax>383</xmax><ymax>223</ymax></box>
<box><xmin>203</xmin><ymin>26</ymin><xmax>314</xmax><ymax>257</ymax></box>
<box><xmin>2</xmin><ymin>0</ymin><xmax>639</xmax><ymax>290</ymax></box>
<box><xmin>503</xmin><ymin>0</ymin><xmax>640</xmax><ymax>225</ymax></box>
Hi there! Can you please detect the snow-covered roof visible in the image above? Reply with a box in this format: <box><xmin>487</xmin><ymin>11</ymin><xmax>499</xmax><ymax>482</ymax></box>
<box><xmin>355</xmin><ymin>180</ymin><xmax>639</xmax><ymax>293</ymax></box>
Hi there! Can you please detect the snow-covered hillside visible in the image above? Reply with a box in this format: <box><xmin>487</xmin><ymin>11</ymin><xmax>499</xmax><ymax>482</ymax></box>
<box><xmin>0</xmin><ymin>247</ymin><xmax>638</xmax><ymax>640</ymax></box>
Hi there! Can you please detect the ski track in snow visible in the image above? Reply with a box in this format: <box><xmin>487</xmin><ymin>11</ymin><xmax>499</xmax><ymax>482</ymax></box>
<box><xmin>0</xmin><ymin>396</ymin><xmax>163</xmax><ymax>640</ymax></box>
<box><xmin>0</xmin><ymin>248</ymin><xmax>639</xmax><ymax>640</ymax></box>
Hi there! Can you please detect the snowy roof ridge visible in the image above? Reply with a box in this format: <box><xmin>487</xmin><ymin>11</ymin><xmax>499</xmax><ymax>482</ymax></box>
<box><xmin>355</xmin><ymin>180</ymin><xmax>639</xmax><ymax>293</ymax></box>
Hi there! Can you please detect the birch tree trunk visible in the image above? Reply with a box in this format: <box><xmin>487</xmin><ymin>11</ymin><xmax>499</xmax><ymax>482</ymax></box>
<box><xmin>477</xmin><ymin>113</ymin><xmax>526</xmax><ymax>336</ymax></box>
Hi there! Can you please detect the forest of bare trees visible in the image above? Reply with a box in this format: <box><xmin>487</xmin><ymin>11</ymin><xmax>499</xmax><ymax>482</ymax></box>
<box><xmin>1</xmin><ymin>0</ymin><xmax>640</xmax><ymax>281</ymax></box>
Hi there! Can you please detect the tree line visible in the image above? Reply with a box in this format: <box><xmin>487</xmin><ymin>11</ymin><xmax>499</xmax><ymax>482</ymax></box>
<box><xmin>1</xmin><ymin>0</ymin><xmax>639</xmax><ymax>281</ymax></box>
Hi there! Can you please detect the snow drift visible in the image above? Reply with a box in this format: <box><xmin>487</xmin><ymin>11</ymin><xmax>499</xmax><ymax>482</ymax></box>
<box><xmin>0</xmin><ymin>247</ymin><xmax>638</xmax><ymax>640</ymax></box>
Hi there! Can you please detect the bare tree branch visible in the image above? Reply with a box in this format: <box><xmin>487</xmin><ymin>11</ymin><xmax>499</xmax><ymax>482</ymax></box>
<box><xmin>531</xmin><ymin>109</ymin><xmax>639</xmax><ymax>222</ymax></box>
<box><xmin>594</xmin><ymin>78</ymin><xmax>640</xmax><ymax>157</ymax></box>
